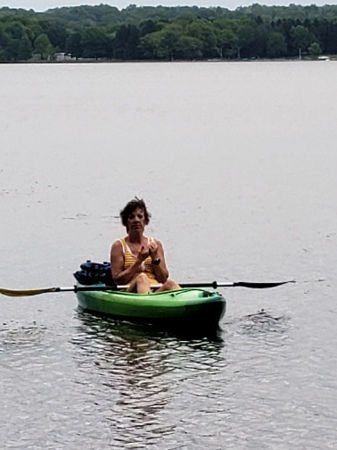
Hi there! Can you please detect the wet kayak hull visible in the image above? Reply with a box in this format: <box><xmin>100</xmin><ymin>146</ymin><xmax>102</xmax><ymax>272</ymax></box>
<box><xmin>76</xmin><ymin>286</ymin><xmax>226</xmax><ymax>330</ymax></box>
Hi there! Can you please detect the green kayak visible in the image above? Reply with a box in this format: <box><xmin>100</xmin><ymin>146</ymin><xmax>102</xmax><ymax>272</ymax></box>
<box><xmin>76</xmin><ymin>285</ymin><xmax>226</xmax><ymax>330</ymax></box>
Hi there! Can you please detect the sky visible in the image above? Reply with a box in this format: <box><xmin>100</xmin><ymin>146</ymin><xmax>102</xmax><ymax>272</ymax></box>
<box><xmin>1</xmin><ymin>0</ymin><xmax>336</xmax><ymax>13</ymax></box>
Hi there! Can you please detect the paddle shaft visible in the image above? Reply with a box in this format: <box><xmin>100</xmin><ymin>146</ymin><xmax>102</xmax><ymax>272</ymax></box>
<box><xmin>75</xmin><ymin>280</ymin><xmax>294</xmax><ymax>291</ymax></box>
<box><xmin>0</xmin><ymin>280</ymin><xmax>295</xmax><ymax>297</ymax></box>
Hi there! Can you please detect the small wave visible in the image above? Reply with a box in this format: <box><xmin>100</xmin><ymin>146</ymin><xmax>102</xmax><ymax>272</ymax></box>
<box><xmin>0</xmin><ymin>322</ymin><xmax>47</xmax><ymax>349</ymax></box>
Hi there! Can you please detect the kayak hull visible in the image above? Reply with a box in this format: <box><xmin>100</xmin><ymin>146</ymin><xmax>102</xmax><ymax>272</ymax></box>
<box><xmin>76</xmin><ymin>286</ymin><xmax>226</xmax><ymax>331</ymax></box>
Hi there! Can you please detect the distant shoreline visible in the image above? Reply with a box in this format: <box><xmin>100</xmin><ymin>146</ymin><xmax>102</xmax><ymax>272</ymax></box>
<box><xmin>2</xmin><ymin>57</ymin><xmax>335</xmax><ymax>64</ymax></box>
<box><xmin>2</xmin><ymin>4</ymin><xmax>337</xmax><ymax>64</ymax></box>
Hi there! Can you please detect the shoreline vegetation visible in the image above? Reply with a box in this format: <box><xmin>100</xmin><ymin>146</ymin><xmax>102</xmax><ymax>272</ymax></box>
<box><xmin>1</xmin><ymin>4</ymin><xmax>337</xmax><ymax>63</ymax></box>
<box><xmin>7</xmin><ymin>56</ymin><xmax>336</xmax><ymax>64</ymax></box>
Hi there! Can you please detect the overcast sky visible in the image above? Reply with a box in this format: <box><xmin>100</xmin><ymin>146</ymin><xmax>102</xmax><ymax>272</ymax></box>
<box><xmin>1</xmin><ymin>0</ymin><xmax>335</xmax><ymax>12</ymax></box>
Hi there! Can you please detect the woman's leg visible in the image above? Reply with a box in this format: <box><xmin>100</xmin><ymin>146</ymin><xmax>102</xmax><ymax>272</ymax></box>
<box><xmin>156</xmin><ymin>279</ymin><xmax>180</xmax><ymax>292</ymax></box>
<box><xmin>127</xmin><ymin>273</ymin><xmax>151</xmax><ymax>294</ymax></box>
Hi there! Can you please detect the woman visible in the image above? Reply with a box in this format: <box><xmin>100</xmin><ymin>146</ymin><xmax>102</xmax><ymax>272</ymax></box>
<box><xmin>110</xmin><ymin>198</ymin><xmax>180</xmax><ymax>293</ymax></box>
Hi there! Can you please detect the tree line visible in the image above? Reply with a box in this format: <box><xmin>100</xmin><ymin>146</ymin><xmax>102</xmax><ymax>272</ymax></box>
<box><xmin>1</xmin><ymin>4</ymin><xmax>337</xmax><ymax>62</ymax></box>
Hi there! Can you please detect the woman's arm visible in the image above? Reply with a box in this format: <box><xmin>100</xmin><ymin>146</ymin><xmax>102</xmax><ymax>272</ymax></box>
<box><xmin>150</xmin><ymin>240</ymin><xmax>169</xmax><ymax>283</ymax></box>
<box><xmin>110</xmin><ymin>240</ymin><xmax>144</xmax><ymax>284</ymax></box>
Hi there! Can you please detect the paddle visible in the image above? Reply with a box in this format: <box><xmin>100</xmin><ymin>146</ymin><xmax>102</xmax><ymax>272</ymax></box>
<box><xmin>0</xmin><ymin>280</ymin><xmax>295</xmax><ymax>297</ymax></box>
<box><xmin>169</xmin><ymin>280</ymin><xmax>295</xmax><ymax>289</ymax></box>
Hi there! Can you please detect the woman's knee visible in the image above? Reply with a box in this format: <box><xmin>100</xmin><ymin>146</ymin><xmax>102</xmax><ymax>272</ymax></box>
<box><xmin>136</xmin><ymin>273</ymin><xmax>149</xmax><ymax>283</ymax></box>
<box><xmin>135</xmin><ymin>272</ymin><xmax>151</xmax><ymax>294</ymax></box>
<box><xmin>163</xmin><ymin>279</ymin><xmax>179</xmax><ymax>290</ymax></box>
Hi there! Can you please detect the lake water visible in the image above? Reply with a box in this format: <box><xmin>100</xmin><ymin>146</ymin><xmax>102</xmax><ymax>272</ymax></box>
<box><xmin>1</xmin><ymin>61</ymin><xmax>337</xmax><ymax>449</ymax></box>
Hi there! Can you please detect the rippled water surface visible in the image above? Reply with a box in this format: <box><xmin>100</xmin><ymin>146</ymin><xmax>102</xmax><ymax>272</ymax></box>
<box><xmin>1</xmin><ymin>61</ymin><xmax>337</xmax><ymax>449</ymax></box>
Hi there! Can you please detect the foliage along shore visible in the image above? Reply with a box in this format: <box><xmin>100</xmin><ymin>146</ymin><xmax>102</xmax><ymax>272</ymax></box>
<box><xmin>1</xmin><ymin>4</ymin><xmax>337</xmax><ymax>62</ymax></box>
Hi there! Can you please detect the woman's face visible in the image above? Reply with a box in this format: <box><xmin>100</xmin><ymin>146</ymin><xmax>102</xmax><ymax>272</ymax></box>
<box><xmin>127</xmin><ymin>207</ymin><xmax>146</xmax><ymax>233</ymax></box>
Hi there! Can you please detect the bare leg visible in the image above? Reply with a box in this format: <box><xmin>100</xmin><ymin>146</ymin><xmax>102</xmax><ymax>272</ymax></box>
<box><xmin>156</xmin><ymin>279</ymin><xmax>180</xmax><ymax>293</ymax></box>
<box><xmin>127</xmin><ymin>273</ymin><xmax>151</xmax><ymax>294</ymax></box>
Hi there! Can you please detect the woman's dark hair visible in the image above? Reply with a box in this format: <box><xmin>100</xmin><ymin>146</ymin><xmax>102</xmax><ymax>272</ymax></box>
<box><xmin>120</xmin><ymin>197</ymin><xmax>151</xmax><ymax>229</ymax></box>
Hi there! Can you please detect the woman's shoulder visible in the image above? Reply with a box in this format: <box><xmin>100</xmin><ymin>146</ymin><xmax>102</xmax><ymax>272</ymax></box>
<box><xmin>111</xmin><ymin>238</ymin><xmax>125</xmax><ymax>249</ymax></box>
<box><xmin>147</xmin><ymin>236</ymin><xmax>160</xmax><ymax>243</ymax></box>
<box><xmin>147</xmin><ymin>236</ymin><xmax>163</xmax><ymax>248</ymax></box>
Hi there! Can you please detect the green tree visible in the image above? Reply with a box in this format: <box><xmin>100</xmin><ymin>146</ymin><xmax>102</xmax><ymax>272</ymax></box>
<box><xmin>213</xmin><ymin>19</ymin><xmax>238</xmax><ymax>58</ymax></box>
<box><xmin>266</xmin><ymin>31</ymin><xmax>287</xmax><ymax>58</ymax></box>
<box><xmin>0</xmin><ymin>25</ymin><xmax>32</xmax><ymax>60</ymax></box>
<box><xmin>140</xmin><ymin>24</ymin><xmax>202</xmax><ymax>60</ymax></box>
<box><xmin>0</xmin><ymin>27</ymin><xmax>10</xmax><ymax>61</ymax></box>
<box><xmin>234</xmin><ymin>19</ymin><xmax>257</xmax><ymax>59</ymax></box>
<box><xmin>18</xmin><ymin>35</ymin><xmax>33</xmax><ymax>59</ymax></box>
<box><xmin>113</xmin><ymin>24</ymin><xmax>140</xmax><ymax>60</ymax></box>
<box><xmin>139</xmin><ymin>19</ymin><xmax>162</xmax><ymax>37</ymax></box>
<box><xmin>34</xmin><ymin>33</ymin><xmax>54</xmax><ymax>59</ymax></box>
<box><xmin>290</xmin><ymin>24</ymin><xmax>315</xmax><ymax>57</ymax></box>
<box><xmin>38</xmin><ymin>19</ymin><xmax>69</xmax><ymax>51</ymax></box>
<box><xmin>187</xmin><ymin>18</ymin><xmax>218</xmax><ymax>58</ymax></box>
<box><xmin>177</xmin><ymin>35</ymin><xmax>203</xmax><ymax>59</ymax></box>
<box><xmin>4</xmin><ymin>21</ymin><xmax>27</xmax><ymax>39</ymax></box>
<box><xmin>66</xmin><ymin>31</ymin><xmax>82</xmax><ymax>58</ymax></box>
<box><xmin>80</xmin><ymin>26</ymin><xmax>109</xmax><ymax>59</ymax></box>
<box><xmin>308</xmin><ymin>41</ymin><xmax>322</xmax><ymax>58</ymax></box>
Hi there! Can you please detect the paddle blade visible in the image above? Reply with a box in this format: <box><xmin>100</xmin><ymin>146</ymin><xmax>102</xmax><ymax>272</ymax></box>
<box><xmin>0</xmin><ymin>287</ymin><xmax>58</xmax><ymax>297</ymax></box>
<box><xmin>233</xmin><ymin>280</ymin><xmax>295</xmax><ymax>289</ymax></box>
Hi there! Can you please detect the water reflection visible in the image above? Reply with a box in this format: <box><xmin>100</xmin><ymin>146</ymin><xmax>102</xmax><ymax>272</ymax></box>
<box><xmin>71</xmin><ymin>310</ymin><xmax>226</xmax><ymax>447</ymax></box>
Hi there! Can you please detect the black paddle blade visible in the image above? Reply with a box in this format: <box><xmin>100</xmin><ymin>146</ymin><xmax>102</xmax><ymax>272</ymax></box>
<box><xmin>233</xmin><ymin>280</ymin><xmax>296</xmax><ymax>289</ymax></box>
